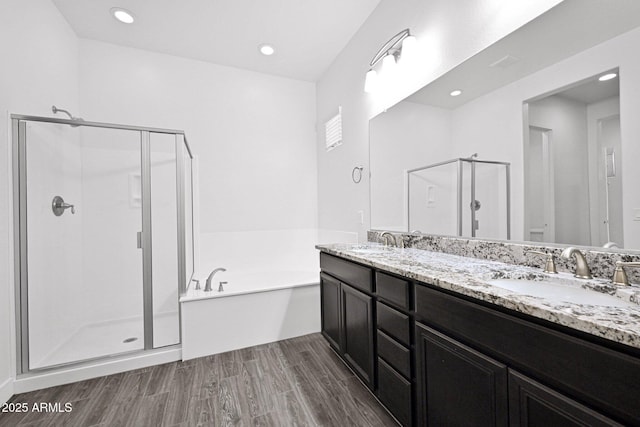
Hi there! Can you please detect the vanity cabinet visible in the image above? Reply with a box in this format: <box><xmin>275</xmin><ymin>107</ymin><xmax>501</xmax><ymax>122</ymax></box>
<box><xmin>319</xmin><ymin>251</ymin><xmax>639</xmax><ymax>426</ymax></box>
<box><xmin>319</xmin><ymin>272</ymin><xmax>341</xmax><ymax>350</ymax></box>
<box><xmin>415</xmin><ymin>323</ymin><xmax>508</xmax><ymax>426</ymax></box>
<box><xmin>375</xmin><ymin>271</ymin><xmax>414</xmax><ymax>426</ymax></box>
<box><xmin>508</xmin><ymin>370</ymin><xmax>623</xmax><ymax>427</ymax></box>
<box><xmin>320</xmin><ymin>254</ymin><xmax>375</xmax><ymax>388</ymax></box>
<box><xmin>341</xmin><ymin>282</ymin><xmax>375</xmax><ymax>385</ymax></box>
<box><xmin>414</xmin><ymin>282</ymin><xmax>635</xmax><ymax>426</ymax></box>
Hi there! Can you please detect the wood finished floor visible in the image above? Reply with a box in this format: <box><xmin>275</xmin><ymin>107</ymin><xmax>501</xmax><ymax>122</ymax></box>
<box><xmin>0</xmin><ymin>333</ymin><xmax>397</xmax><ymax>427</ymax></box>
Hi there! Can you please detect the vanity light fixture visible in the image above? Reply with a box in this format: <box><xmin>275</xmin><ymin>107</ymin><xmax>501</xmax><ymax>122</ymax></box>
<box><xmin>598</xmin><ymin>72</ymin><xmax>617</xmax><ymax>82</ymax></box>
<box><xmin>450</xmin><ymin>89</ymin><xmax>463</xmax><ymax>97</ymax></box>
<box><xmin>364</xmin><ymin>28</ymin><xmax>416</xmax><ymax>93</ymax></box>
<box><xmin>259</xmin><ymin>44</ymin><xmax>275</xmax><ymax>56</ymax></box>
<box><xmin>111</xmin><ymin>7</ymin><xmax>135</xmax><ymax>24</ymax></box>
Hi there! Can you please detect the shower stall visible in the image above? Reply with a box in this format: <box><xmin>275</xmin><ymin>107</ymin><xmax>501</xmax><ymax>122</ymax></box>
<box><xmin>11</xmin><ymin>113</ymin><xmax>195</xmax><ymax>374</ymax></box>
<box><xmin>407</xmin><ymin>157</ymin><xmax>511</xmax><ymax>239</ymax></box>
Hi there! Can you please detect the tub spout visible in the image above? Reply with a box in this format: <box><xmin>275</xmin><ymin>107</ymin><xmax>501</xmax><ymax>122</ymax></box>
<box><xmin>205</xmin><ymin>268</ymin><xmax>227</xmax><ymax>292</ymax></box>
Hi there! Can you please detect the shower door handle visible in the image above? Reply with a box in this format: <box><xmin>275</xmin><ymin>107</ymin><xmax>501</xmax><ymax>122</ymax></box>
<box><xmin>137</xmin><ymin>231</ymin><xmax>143</xmax><ymax>249</ymax></box>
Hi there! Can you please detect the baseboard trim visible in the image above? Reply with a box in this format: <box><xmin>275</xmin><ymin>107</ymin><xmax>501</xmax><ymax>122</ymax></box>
<box><xmin>0</xmin><ymin>377</ymin><xmax>14</xmax><ymax>404</ymax></box>
<box><xmin>13</xmin><ymin>347</ymin><xmax>181</xmax><ymax>394</ymax></box>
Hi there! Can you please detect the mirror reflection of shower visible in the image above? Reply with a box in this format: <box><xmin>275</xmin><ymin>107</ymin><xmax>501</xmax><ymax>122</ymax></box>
<box><xmin>524</xmin><ymin>68</ymin><xmax>622</xmax><ymax>247</ymax></box>
<box><xmin>407</xmin><ymin>155</ymin><xmax>510</xmax><ymax>239</ymax></box>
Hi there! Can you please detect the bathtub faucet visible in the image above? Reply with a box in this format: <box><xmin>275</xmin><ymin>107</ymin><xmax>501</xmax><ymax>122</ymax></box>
<box><xmin>205</xmin><ymin>267</ymin><xmax>227</xmax><ymax>292</ymax></box>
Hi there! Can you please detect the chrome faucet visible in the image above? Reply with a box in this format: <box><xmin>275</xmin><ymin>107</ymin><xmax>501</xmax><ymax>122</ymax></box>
<box><xmin>561</xmin><ymin>247</ymin><xmax>592</xmax><ymax>279</ymax></box>
<box><xmin>379</xmin><ymin>231</ymin><xmax>404</xmax><ymax>248</ymax></box>
<box><xmin>611</xmin><ymin>261</ymin><xmax>640</xmax><ymax>286</ymax></box>
<box><xmin>527</xmin><ymin>250</ymin><xmax>558</xmax><ymax>274</ymax></box>
<box><xmin>204</xmin><ymin>268</ymin><xmax>227</xmax><ymax>292</ymax></box>
<box><xmin>380</xmin><ymin>231</ymin><xmax>394</xmax><ymax>246</ymax></box>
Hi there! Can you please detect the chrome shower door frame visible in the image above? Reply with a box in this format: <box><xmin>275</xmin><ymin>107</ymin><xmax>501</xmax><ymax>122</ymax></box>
<box><xmin>11</xmin><ymin>114</ymin><xmax>194</xmax><ymax>375</ymax></box>
<box><xmin>406</xmin><ymin>158</ymin><xmax>511</xmax><ymax>239</ymax></box>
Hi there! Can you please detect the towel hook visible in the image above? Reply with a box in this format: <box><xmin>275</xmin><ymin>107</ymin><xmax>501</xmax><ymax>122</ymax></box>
<box><xmin>352</xmin><ymin>166</ymin><xmax>364</xmax><ymax>184</ymax></box>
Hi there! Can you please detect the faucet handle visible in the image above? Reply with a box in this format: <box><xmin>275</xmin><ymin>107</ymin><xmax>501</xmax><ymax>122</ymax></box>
<box><xmin>191</xmin><ymin>279</ymin><xmax>201</xmax><ymax>290</ymax></box>
<box><xmin>612</xmin><ymin>261</ymin><xmax>640</xmax><ymax>286</ymax></box>
<box><xmin>218</xmin><ymin>281</ymin><xmax>228</xmax><ymax>292</ymax></box>
<box><xmin>527</xmin><ymin>250</ymin><xmax>558</xmax><ymax>274</ymax></box>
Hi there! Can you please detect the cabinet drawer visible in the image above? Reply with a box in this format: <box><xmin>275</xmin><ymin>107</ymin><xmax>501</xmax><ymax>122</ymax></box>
<box><xmin>320</xmin><ymin>253</ymin><xmax>372</xmax><ymax>293</ymax></box>
<box><xmin>378</xmin><ymin>358</ymin><xmax>412</xmax><ymax>427</ymax></box>
<box><xmin>377</xmin><ymin>302</ymin><xmax>410</xmax><ymax>346</ymax></box>
<box><xmin>377</xmin><ymin>330</ymin><xmax>411</xmax><ymax>379</ymax></box>
<box><xmin>376</xmin><ymin>272</ymin><xmax>410</xmax><ymax>310</ymax></box>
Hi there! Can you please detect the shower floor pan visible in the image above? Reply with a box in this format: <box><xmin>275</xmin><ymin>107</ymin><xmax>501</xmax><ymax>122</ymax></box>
<box><xmin>31</xmin><ymin>312</ymin><xmax>178</xmax><ymax>370</ymax></box>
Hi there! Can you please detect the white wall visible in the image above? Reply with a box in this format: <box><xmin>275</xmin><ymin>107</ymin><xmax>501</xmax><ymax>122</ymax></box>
<box><xmin>316</xmin><ymin>0</ymin><xmax>562</xmax><ymax>242</ymax></box>
<box><xmin>78</xmin><ymin>40</ymin><xmax>319</xmax><ymax>273</ymax></box>
<box><xmin>0</xmin><ymin>0</ymin><xmax>80</xmax><ymax>402</ymax></box>
<box><xmin>78</xmin><ymin>40</ymin><xmax>317</xmax><ymax>234</ymax></box>
<box><xmin>79</xmin><ymin>132</ymin><xmax>145</xmax><ymax>328</ymax></box>
<box><xmin>450</xmin><ymin>26</ymin><xmax>640</xmax><ymax>247</ymax></box>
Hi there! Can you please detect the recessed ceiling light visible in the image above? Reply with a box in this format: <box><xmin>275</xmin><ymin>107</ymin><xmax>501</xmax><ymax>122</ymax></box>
<box><xmin>450</xmin><ymin>90</ymin><xmax>463</xmax><ymax>97</ymax></box>
<box><xmin>111</xmin><ymin>8</ymin><xmax>135</xmax><ymax>24</ymax></box>
<box><xmin>598</xmin><ymin>73</ymin><xmax>617</xmax><ymax>82</ymax></box>
<box><xmin>259</xmin><ymin>44</ymin><xmax>275</xmax><ymax>56</ymax></box>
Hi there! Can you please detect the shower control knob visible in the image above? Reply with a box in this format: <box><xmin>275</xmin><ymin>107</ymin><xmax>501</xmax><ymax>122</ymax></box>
<box><xmin>52</xmin><ymin>196</ymin><xmax>76</xmax><ymax>216</ymax></box>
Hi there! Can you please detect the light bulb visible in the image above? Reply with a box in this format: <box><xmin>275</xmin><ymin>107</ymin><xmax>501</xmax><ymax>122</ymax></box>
<box><xmin>400</xmin><ymin>35</ymin><xmax>417</xmax><ymax>64</ymax></box>
<box><xmin>598</xmin><ymin>73</ymin><xmax>617</xmax><ymax>82</ymax></box>
<box><xmin>364</xmin><ymin>69</ymin><xmax>378</xmax><ymax>93</ymax></box>
<box><xmin>111</xmin><ymin>8</ymin><xmax>135</xmax><ymax>24</ymax></box>
<box><xmin>259</xmin><ymin>44</ymin><xmax>275</xmax><ymax>56</ymax></box>
<box><xmin>381</xmin><ymin>54</ymin><xmax>397</xmax><ymax>73</ymax></box>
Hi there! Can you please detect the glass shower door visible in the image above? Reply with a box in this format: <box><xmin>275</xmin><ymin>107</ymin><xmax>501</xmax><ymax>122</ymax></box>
<box><xmin>472</xmin><ymin>162</ymin><xmax>510</xmax><ymax>240</ymax></box>
<box><xmin>22</xmin><ymin>121</ymin><xmax>144</xmax><ymax>369</ymax></box>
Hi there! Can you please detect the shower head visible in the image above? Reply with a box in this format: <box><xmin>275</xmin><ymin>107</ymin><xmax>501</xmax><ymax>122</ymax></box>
<box><xmin>52</xmin><ymin>105</ymin><xmax>84</xmax><ymax>127</ymax></box>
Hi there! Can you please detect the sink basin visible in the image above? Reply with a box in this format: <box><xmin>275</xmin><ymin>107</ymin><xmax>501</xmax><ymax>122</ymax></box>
<box><xmin>487</xmin><ymin>279</ymin><xmax>635</xmax><ymax>308</ymax></box>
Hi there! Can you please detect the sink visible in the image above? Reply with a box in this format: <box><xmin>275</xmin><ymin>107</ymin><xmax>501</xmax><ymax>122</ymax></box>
<box><xmin>487</xmin><ymin>279</ymin><xmax>635</xmax><ymax>308</ymax></box>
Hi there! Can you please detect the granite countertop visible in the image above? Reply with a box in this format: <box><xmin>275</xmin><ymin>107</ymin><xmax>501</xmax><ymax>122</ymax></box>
<box><xmin>317</xmin><ymin>243</ymin><xmax>640</xmax><ymax>350</ymax></box>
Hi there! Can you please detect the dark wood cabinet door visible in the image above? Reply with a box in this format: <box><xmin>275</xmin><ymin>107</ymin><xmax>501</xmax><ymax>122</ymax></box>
<box><xmin>320</xmin><ymin>273</ymin><xmax>341</xmax><ymax>351</ymax></box>
<box><xmin>508</xmin><ymin>370</ymin><xmax>623</xmax><ymax>427</ymax></box>
<box><xmin>341</xmin><ymin>283</ymin><xmax>374</xmax><ymax>387</ymax></box>
<box><xmin>415</xmin><ymin>322</ymin><xmax>508</xmax><ymax>427</ymax></box>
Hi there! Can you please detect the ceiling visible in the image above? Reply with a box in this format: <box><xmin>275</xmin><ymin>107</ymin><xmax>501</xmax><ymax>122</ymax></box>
<box><xmin>407</xmin><ymin>0</ymin><xmax>640</xmax><ymax>109</ymax></box>
<box><xmin>555</xmin><ymin>72</ymin><xmax>620</xmax><ymax>104</ymax></box>
<box><xmin>52</xmin><ymin>0</ymin><xmax>381</xmax><ymax>82</ymax></box>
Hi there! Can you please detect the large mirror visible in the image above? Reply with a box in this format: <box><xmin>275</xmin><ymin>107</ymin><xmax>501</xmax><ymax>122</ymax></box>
<box><xmin>370</xmin><ymin>0</ymin><xmax>640</xmax><ymax>250</ymax></box>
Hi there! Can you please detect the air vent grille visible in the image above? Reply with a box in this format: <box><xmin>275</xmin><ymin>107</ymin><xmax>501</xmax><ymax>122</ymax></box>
<box><xmin>325</xmin><ymin>107</ymin><xmax>342</xmax><ymax>151</ymax></box>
